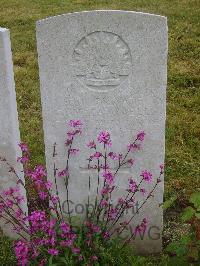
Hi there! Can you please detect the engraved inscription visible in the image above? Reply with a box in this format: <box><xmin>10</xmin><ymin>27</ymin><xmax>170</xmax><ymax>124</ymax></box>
<box><xmin>73</xmin><ymin>31</ymin><xmax>132</xmax><ymax>90</ymax></box>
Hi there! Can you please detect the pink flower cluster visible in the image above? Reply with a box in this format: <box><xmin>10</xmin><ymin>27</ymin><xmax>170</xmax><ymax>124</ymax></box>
<box><xmin>65</xmin><ymin>119</ymin><xmax>82</xmax><ymax>147</ymax></box>
<box><xmin>141</xmin><ymin>170</ymin><xmax>153</xmax><ymax>182</ymax></box>
<box><xmin>14</xmin><ymin>240</ymin><xmax>29</xmax><ymax>266</ymax></box>
<box><xmin>128</xmin><ymin>178</ymin><xmax>137</xmax><ymax>193</ymax></box>
<box><xmin>14</xmin><ymin>213</ymin><xmax>82</xmax><ymax>264</ymax></box>
<box><xmin>133</xmin><ymin>217</ymin><xmax>148</xmax><ymax>235</ymax></box>
<box><xmin>108</xmin><ymin>152</ymin><xmax>122</xmax><ymax>161</ymax></box>
<box><xmin>0</xmin><ymin>186</ymin><xmax>25</xmax><ymax>221</ymax></box>
<box><xmin>25</xmin><ymin>165</ymin><xmax>53</xmax><ymax>199</ymax></box>
<box><xmin>97</xmin><ymin>131</ymin><xmax>112</xmax><ymax>146</ymax></box>
<box><xmin>0</xmin><ymin>120</ymin><xmax>165</xmax><ymax>265</ymax></box>
<box><xmin>102</xmin><ymin>170</ymin><xmax>115</xmax><ymax>186</ymax></box>
<box><xmin>17</xmin><ymin>143</ymin><xmax>29</xmax><ymax>164</ymax></box>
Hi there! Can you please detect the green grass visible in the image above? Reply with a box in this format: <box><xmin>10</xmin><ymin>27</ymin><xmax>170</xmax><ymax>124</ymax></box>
<box><xmin>0</xmin><ymin>235</ymin><xmax>16</xmax><ymax>265</ymax></box>
<box><xmin>0</xmin><ymin>0</ymin><xmax>199</xmax><ymax>264</ymax></box>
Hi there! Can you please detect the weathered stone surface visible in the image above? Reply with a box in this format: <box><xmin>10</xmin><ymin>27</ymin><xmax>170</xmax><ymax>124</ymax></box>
<box><xmin>36</xmin><ymin>11</ymin><xmax>168</xmax><ymax>253</ymax></box>
<box><xmin>0</xmin><ymin>27</ymin><xmax>27</xmax><ymax>237</ymax></box>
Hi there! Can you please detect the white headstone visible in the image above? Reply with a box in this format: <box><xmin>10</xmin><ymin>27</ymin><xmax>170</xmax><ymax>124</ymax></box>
<box><xmin>0</xmin><ymin>27</ymin><xmax>27</xmax><ymax>237</ymax></box>
<box><xmin>36</xmin><ymin>11</ymin><xmax>168</xmax><ymax>253</ymax></box>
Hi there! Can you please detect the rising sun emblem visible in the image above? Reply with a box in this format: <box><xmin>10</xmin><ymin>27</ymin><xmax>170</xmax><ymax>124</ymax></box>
<box><xmin>73</xmin><ymin>31</ymin><xmax>132</xmax><ymax>90</ymax></box>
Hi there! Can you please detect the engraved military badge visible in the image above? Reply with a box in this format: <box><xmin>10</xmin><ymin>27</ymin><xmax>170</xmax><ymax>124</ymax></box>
<box><xmin>73</xmin><ymin>31</ymin><xmax>132</xmax><ymax>90</ymax></box>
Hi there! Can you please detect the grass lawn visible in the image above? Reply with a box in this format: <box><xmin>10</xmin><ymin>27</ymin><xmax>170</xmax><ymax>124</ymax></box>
<box><xmin>0</xmin><ymin>0</ymin><xmax>199</xmax><ymax>265</ymax></box>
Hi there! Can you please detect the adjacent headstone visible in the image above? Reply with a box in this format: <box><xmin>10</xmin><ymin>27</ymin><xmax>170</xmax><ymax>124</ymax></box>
<box><xmin>36</xmin><ymin>11</ymin><xmax>168</xmax><ymax>253</ymax></box>
<box><xmin>0</xmin><ymin>27</ymin><xmax>27</xmax><ymax>237</ymax></box>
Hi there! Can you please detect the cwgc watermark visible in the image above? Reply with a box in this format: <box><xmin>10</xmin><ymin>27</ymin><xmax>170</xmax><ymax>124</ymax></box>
<box><xmin>61</xmin><ymin>201</ymin><xmax>161</xmax><ymax>240</ymax></box>
<box><xmin>62</xmin><ymin>200</ymin><xmax>140</xmax><ymax>216</ymax></box>
<box><xmin>117</xmin><ymin>225</ymin><xmax>161</xmax><ymax>241</ymax></box>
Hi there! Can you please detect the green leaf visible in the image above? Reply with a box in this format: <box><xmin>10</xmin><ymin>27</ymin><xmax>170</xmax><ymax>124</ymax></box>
<box><xmin>48</xmin><ymin>256</ymin><xmax>53</xmax><ymax>266</ymax></box>
<box><xmin>166</xmin><ymin>241</ymin><xmax>187</xmax><ymax>257</ymax></box>
<box><xmin>57</xmin><ymin>257</ymin><xmax>68</xmax><ymax>265</ymax></box>
<box><xmin>179</xmin><ymin>235</ymin><xmax>192</xmax><ymax>245</ymax></box>
<box><xmin>181</xmin><ymin>206</ymin><xmax>195</xmax><ymax>222</ymax></box>
<box><xmin>163</xmin><ymin>195</ymin><xmax>177</xmax><ymax>210</ymax></box>
<box><xmin>175</xmin><ymin>245</ymin><xmax>188</xmax><ymax>257</ymax></box>
<box><xmin>166</xmin><ymin>242</ymin><xmax>179</xmax><ymax>253</ymax></box>
<box><xmin>189</xmin><ymin>192</ymin><xmax>200</xmax><ymax>209</ymax></box>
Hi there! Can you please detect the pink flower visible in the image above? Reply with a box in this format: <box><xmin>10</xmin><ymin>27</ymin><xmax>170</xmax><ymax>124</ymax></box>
<box><xmin>18</xmin><ymin>143</ymin><xmax>29</xmax><ymax>152</ymax></box>
<box><xmin>127</xmin><ymin>158</ymin><xmax>135</xmax><ymax>166</ymax></box>
<box><xmin>134</xmin><ymin>218</ymin><xmax>148</xmax><ymax>235</ymax></box>
<box><xmin>28</xmin><ymin>211</ymin><xmax>46</xmax><ymax>231</ymax></box>
<box><xmin>97</xmin><ymin>131</ymin><xmax>112</xmax><ymax>146</ymax></box>
<box><xmin>39</xmin><ymin>191</ymin><xmax>47</xmax><ymax>200</ymax></box>
<box><xmin>60</xmin><ymin>221</ymin><xmax>70</xmax><ymax>234</ymax></box>
<box><xmin>69</xmin><ymin>148</ymin><xmax>79</xmax><ymax>155</ymax></box>
<box><xmin>143</xmin><ymin>217</ymin><xmax>148</xmax><ymax>224</ymax></box>
<box><xmin>31</xmin><ymin>247</ymin><xmax>39</xmax><ymax>259</ymax></box>
<box><xmin>71</xmin><ymin>246</ymin><xmax>80</xmax><ymax>254</ymax></box>
<box><xmin>141</xmin><ymin>170</ymin><xmax>152</xmax><ymax>182</ymax></box>
<box><xmin>87</xmin><ymin>140</ymin><xmax>96</xmax><ymax>149</ymax></box>
<box><xmin>118</xmin><ymin>197</ymin><xmax>125</xmax><ymax>205</ymax></box>
<box><xmin>17</xmin><ymin>155</ymin><xmax>29</xmax><ymax>164</ymax></box>
<box><xmin>39</xmin><ymin>259</ymin><xmax>47</xmax><ymax>266</ymax></box>
<box><xmin>102</xmin><ymin>171</ymin><xmax>114</xmax><ymax>185</ymax></box>
<box><xmin>48</xmin><ymin>237</ymin><xmax>56</xmax><ymax>246</ymax></box>
<box><xmin>48</xmin><ymin>228</ymin><xmax>56</xmax><ymax>237</ymax></box>
<box><xmin>103</xmin><ymin>231</ymin><xmax>110</xmax><ymax>240</ymax></box>
<box><xmin>140</xmin><ymin>188</ymin><xmax>146</xmax><ymax>195</ymax></box>
<box><xmin>91</xmin><ymin>224</ymin><xmax>101</xmax><ymax>233</ymax></box>
<box><xmin>34</xmin><ymin>179</ymin><xmax>44</xmax><ymax>190</ymax></box>
<box><xmin>60</xmin><ymin>240</ymin><xmax>73</xmax><ymax>247</ymax></box>
<box><xmin>58</xmin><ymin>169</ymin><xmax>68</xmax><ymax>177</ymax></box>
<box><xmin>65</xmin><ymin>139</ymin><xmax>72</xmax><ymax>146</ymax></box>
<box><xmin>160</xmin><ymin>164</ymin><xmax>164</xmax><ymax>174</ymax></box>
<box><xmin>108</xmin><ymin>152</ymin><xmax>121</xmax><ymax>161</ymax></box>
<box><xmin>84</xmin><ymin>220</ymin><xmax>91</xmax><ymax>227</ymax></box>
<box><xmin>51</xmin><ymin>195</ymin><xmax>59</xmax><ymax>204</ymax></box>
<box><xmin>90</xmin><ymin>151</ymin><xmax>102</xmax><ymax>160</ymax></box>
<box><xmin>2</xmin><ymin>186</ymin><xmax>19</xmax><ymax>196</ymax></box>
<box><xmin>91</xmin><ymin>255</ymin><xmax>98</xmax><ymax>261</ymax></box>
<box><xmin>108</xmin><ymin>208</ymin><xmax>118</xmax><ymax>220</ymax></box>
<box><xmin>100</xmin><ymin>199</ymin><xmax>109</xmax><ymax>207</ymax></box>
<box><xmin>5</xmin><ymin>199</ymin><xmax>14</xmax><ymax>208</ymax></box>
<box><xmin>15</xmin><ymin>208</ymin><xmax>23</xmax><ymax>218</ymax></box>
<box><xmin>128</xmin><ymin>178</ymin><xmax>137</xmax><ymax>193</ymax></box>
<box><xmin>49</xmin><ymin>219</ymin><xmax>56</xmax><ymax>229</ymax></box>
<box><xmin>127</xmin><ymin>143</ymin><xmax>141</xmax><ymax>152</ymax></box>
<box><xmin>0</xmin><ymin>203</ymin><xmax>5</xmax><ymax>214</ymax></box>
<box><xmin>69</xmin><ymin>232</ymin><xmax>77</xmax><ymax>240</ymax></box>
<box><xmin>29</xmin><ymin>165</ymin><xmax>47</xmax><ymax>180</ymax></box>
<box><xmin>137</xmin><ymin>131</ymin><xmax>145</xmax><ymax>141</ymax></box>
<box><xmin>14</xmin><ymin>240</ymin><xmax>29</xmax><ymax>265</ymax></box>
<box><xmin>48</xmin><ymin>248</ymin><xmax>59</xmax><ymax>256</ymax></box>
<box><xmin>100</xmin><ymin>187</ymin><xmax>110</xmax><ymax>195</ymax></box>
<box><xmin>69</xmin><ymin>120</ymin><xmax>83</xmax><ymax>128</ymax></box>
<box><xmin>16</xmin><ymin>195</ymin><xmax>25</xmax><ymax>204</ymax></box>
<box><xmin>45</xmin><ymin>180</ymin><xmax>53</xmax><ymax>190</ymax></box>
<box><xmin>67</xmin><ymin>129</ymin><xmax>81</xmax><ymax>140</ymax></box>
